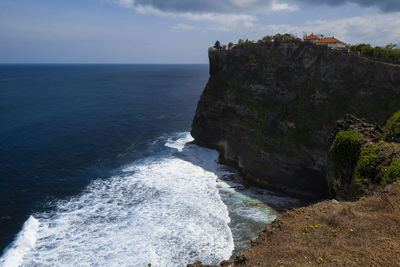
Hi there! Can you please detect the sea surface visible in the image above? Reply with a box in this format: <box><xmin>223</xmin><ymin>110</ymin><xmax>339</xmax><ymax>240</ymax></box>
<box><xmin>0</xmin><ymin>64</ymin><xmax>301</xmax><ymax>266</ymax></box>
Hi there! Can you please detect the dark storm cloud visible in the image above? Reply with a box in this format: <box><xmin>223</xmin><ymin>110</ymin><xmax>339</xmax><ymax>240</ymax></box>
<box><xmin>296</xmin><ymin>0</ymin><xmax>400</xmax><ymax>12</ymax></box>
<box><xmin>132</xmin><ymin>0</ymin><xmax>276</xmax><ymax>14</ymax></box>
<box><xmin>131</xmin><ymin>0</ymin><xmax>400</xmax><ymax>13</ymax></box>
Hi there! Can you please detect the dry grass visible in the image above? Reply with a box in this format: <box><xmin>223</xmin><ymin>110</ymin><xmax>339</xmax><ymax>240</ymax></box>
<box><xmin>189</xmin><ymin>184</ymin><xmax>400</xmax><ymax>267</ymax></box>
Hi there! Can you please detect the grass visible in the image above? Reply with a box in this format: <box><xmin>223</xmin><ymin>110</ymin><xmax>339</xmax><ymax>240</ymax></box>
<box><xmin>208</xmin><ymin>184</ymin><xmax>400</xmax><ymax>267</ymax></box>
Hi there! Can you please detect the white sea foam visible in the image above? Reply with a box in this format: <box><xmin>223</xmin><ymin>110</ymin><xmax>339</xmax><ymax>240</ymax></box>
<box><xmin>165</xmin><ymin>132</ymin><xmax>194</xmax><ymax>152</ymax></box>
<box><xmin>1</xmin><ymin>132</ymin><xmax>298</xmax><ymax>267</ymax></box>
<box><xmin>0</xmin><ymin>216</ymin><xmax>39</xmax><ymax>267</ymax></box>
<box><xmin>1</xmin><ymin>133</ymin><xmax>234</xmax><ymax>267</ymax></box>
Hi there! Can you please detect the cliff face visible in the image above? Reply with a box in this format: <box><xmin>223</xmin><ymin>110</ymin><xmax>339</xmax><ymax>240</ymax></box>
<box><xmin>191</xmin><ymin>40</ymin><xmax>400</xmax><ymax>199</ymax></box>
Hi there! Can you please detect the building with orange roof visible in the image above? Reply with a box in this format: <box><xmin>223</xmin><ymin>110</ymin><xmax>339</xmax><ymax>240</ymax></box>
<box><xmin>303</xmin><ymin>33</ymin><xmax>347</xmax><ymax>50</ymax></box>
<box><xmin>316</xmin><ymin>37</ymin><xmax>346</xmax><ymax>49</ymax></box>
<box><xmin>304</xmin><ymin>33</ymin><xmax>320</xmax><ymax>43</ymax></box>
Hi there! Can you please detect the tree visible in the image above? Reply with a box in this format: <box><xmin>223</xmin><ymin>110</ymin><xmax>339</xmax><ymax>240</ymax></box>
<box><xmin>214</xmin><ymin>40</ymin><xmax>221</xmax><ymax>49</ymax></box>
<box><xmin>262</xmin><ymin>35</ymin><xmax>273</xmax><ymax>43</ymax></box>
<box><xmin>386</xmin><ymin>43</ymin><xmax>397</xmax><ymax>49</ymax></box>
<box><xmin>228</xmin><ymin>42</ymin><xmax>234</xmax><ymax>49</ymax></box>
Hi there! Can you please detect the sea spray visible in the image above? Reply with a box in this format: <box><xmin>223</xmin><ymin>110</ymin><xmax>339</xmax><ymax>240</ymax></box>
<box><xmin>0</xmin><ymin>216</ymin><xmax>40</xmax><ymax>267</ymax></box>
<box><xmin>1</xmin><ymin>133</ymin><xmax>233</xmax><ymax>266</ymax></box>
<box><xmin>1</xmin><ymin>133</ymin><xmax>301</xmax><ymax>266</ymax></box>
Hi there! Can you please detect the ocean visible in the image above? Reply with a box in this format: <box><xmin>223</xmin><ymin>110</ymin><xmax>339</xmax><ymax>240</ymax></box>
<box><xmin>0</xmin><ymin>64</ymin><xmax>301</xmax><ymax>266</ymax></box>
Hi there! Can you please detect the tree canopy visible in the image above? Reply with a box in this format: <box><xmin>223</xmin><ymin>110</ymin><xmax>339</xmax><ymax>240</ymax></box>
<box><xmin>214</xmin><ymin>40</ymin><xmax>221</xmax><ymax>49</ymax></box>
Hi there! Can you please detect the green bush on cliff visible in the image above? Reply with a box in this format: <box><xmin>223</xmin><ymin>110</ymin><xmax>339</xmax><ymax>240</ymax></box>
<box><xmin>348</xmin><ymin>43</ymin><xmax>400</xmax><ymax>62</ymax></box>
<box><xmin>330</xmin><ymin>130</ymin><xmax>363</xmax><ymax>179</ymax></box>
<box><xmin>260</xmin><ymin>34</ymin><xmax>301</xmax><ymax>44</ymax></box>
<box><xmin>352</xmin><ymin>144</ymin><xmax>383</xmax><ymax>199</ymax></box>
<box><xmin>354</xmin><ymin>145</ymin><xmax>383</xmax><ymax>182</ymax></box>
<box><xmin>383</xmin><ymin>110</ymin><xmax>400</xmax><ymax>142</ymax></box>
<box><xmin>381</xmin><ymin>158</ymin><xmax>400</xmax><ymax>187</ymax></box>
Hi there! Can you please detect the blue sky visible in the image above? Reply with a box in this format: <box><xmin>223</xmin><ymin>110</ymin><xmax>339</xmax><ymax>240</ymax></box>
<box><xmin>0</xmin><ymin>0</ymin><xmax>399</xmax><ymax>63</ymax></box>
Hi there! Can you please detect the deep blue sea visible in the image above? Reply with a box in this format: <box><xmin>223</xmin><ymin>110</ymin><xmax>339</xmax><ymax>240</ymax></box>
<box><xmin>0</xmin><ymin>64</ymin><xmax>300</xmax><ymax>266</ymax></box>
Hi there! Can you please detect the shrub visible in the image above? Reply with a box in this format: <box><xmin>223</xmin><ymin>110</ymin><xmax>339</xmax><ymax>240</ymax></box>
<box><xmin>381</xmin><ymin>158</ymin><xmax>400</xmax><ymax>187</ymax></box>
<box><xmin>262</xmin><ymin>35</ymin><xmax>273</xmax><ymax>43</ymax></box>
<box><xmin>383</xmin><ymin>110</ymin><xmax>400</xmax><ymax>142</ymax></box>
<box><xmin>354</xmin><ymin>144</ymin><xmax>383</xmax><ymax>182</ymax></box>
<box><xmin>330</xmin><ymin>130</ymin><xmax>363</xmax><ymax>179</ymax></box>
<box><xmin>351</xmin><ymin>144</ymin><xmax>383</xmax><ymax>199</ymax></box>
<box><xmin>348</xmin><ymin>43</ymin><xmax>400</xmax><ymax>62</ymax></box>
<box><xmin>214</xmin><ymin>40</ymin><xmax>221</xmax><ymax>49</ymax></box>
<box><xmin>272</xmin><ymin>33</ymin><xmax>301</xmax><ymax>42</ymax></box>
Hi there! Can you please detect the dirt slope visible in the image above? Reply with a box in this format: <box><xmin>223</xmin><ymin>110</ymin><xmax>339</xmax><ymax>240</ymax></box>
<box><xmin>189</xmin><ymin>184</ymin><xmax>400</xmax><ymax>267</ymax></box>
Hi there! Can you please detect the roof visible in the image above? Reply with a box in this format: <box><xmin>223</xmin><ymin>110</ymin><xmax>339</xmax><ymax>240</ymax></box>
<box><xmin>304</xmin><ymin>34</ymin><xmax>320</xmax><ymax>40</ymax></box>
<box><xmin>317</xmin><ymin>37</ymin><xmax>343</xmax><ymax>44</ymax></box>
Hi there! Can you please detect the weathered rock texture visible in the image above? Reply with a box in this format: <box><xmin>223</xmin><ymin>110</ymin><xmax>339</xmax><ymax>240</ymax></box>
<box><xmin>191</xmin><ymin>40</ymin><xmax>400</xmax><ymax>199</ymax></box>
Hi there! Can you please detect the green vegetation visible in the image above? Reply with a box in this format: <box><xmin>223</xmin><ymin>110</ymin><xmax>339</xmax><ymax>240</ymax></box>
<box><xmin>214</xmin><ymin>40</ymin><xmax>221</xmax><ymax>49</ymax></box>
<box><xmin>268</xmin><ymin>33</ymin><xmax>301</xmax><ymax>43</ymax></box>
<box><xmin>351</xmin><ymin>144</ymin><xmax>383</xmax><ymax>198</ymax></box>
<box><xmin>211</xmin><ymin>33</ymin><xmax>301</xmax><ymax>51</ymax></box>
<box><xmin>381</xmin><ymin>158</ymin><xmax>400</xmax><ymax>187</ymax></box>
<box><xmin>348</xmin><ymin>43</ymin><xmax>400</xmax><ymax>62</ymax></box>
<box><xmin>315</xmin><ymin>257</ymin><xmax>324</xmax><ymax>264</ymax></box>
<box><xmin>383</xmin><ymin>110</ymin><xmax>400</xmax><ymax>142</ymax></box>
<box><xmin>333</xmin><ymin>227</ymin><xmax>340</xmax><ymax>236</ymax></box>
<box><xmin>330</xmin><ymin>130</ymin><xmax>363</xmax><ymax>179</ymax></box>
<box><xmin>303</xmin><ymin>224</ymin><xmax>320</xmax><ymax>233</ymax></box>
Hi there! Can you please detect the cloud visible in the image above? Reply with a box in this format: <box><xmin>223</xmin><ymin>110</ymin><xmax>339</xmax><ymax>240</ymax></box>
<box><xmin>255</xmin><ymin>12</ymin><xmax>400</xmax><ymax>45</ymax></box>
<box><xmin>295</xmin><ymin>0</ymin><xmax>400</xmax><ymax>12</ymax></box>
<box><xmin>117</xmin><ymin>0</ymin><xmax>400</xmax><ymax>15</ymax></box>
<box><xmin>113</xmin><ymin>0</ymin><xmax>399</xmax><ymax>32</ymax></box>
<box><xmin>115</xmin><ymin>0</ymin><xmax>273</xmax><ymax>30</ymax></box>
<box><xmin>117</xmin><ymin>0</ymin><xmax>297</xmax><ymax>14</ymax></box>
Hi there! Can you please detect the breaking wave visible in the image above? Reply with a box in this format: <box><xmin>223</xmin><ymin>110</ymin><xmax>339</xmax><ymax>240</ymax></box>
<box><xmin>1</xmin><ymin>133</ymin><xmax>233</xmax><ymax>266</ymax></box>
<box><xmin>1</xmin><ymin>132</ymin><xmax>301</xmax><ymax>267</ymax></box>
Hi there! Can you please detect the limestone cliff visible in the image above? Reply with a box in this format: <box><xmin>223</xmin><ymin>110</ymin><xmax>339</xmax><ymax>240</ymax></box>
<box><xmin>191</xmin><ymin>40</ymin><xmax>400</xmax><ymax>199</ymax></box>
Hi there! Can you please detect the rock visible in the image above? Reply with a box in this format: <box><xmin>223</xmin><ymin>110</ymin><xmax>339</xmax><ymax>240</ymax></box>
<box><xmin>191</xmin><ymin>40</ymin><xmax>400</xmax><ymax>199</ymax></box>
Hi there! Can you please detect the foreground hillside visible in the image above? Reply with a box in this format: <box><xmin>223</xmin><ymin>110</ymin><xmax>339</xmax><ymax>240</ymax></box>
<box><xmin>189</xmin><ymin>183</ymin><xmax>400</xmax><ymax>266</ymax></box>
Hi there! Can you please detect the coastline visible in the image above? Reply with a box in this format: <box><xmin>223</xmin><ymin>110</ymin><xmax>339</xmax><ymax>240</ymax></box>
<box><xmin>214</xmin><ymin>172</ymin><xmax>307</xmax><ymax>258</ymax></box>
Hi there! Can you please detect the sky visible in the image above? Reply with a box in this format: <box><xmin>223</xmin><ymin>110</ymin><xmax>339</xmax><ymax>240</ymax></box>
<box><xmin>0</xmin><ymin>0</ymin><xmax>399</xmax><ymax>63</ymax></box>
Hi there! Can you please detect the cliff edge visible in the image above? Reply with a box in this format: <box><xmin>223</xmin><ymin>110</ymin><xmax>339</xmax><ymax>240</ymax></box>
<box><xmin>189</xmin><ymin>183</ymin><xmax>400</xmax><ymax>267</ymax></box>
<box><xmin>191</xmin><ymin>39</ymin><xmax>400</xmax><ymax>199</ymax></box>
